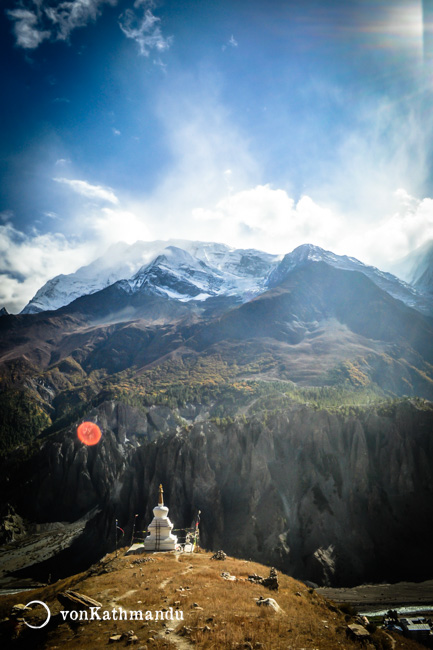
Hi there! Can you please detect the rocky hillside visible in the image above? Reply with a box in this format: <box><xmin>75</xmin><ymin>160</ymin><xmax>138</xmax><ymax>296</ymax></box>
<box><xmin>1</xmin><ymin>397</ymin><xmax>432</xmax><ymax>589</ymax></box>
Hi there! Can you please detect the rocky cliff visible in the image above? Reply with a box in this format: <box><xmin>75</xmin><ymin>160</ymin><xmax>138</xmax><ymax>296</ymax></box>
<box><xmin>2</xmin><ymin>398</ymin><xmax>432</xmax><ymax>588</ymax></box>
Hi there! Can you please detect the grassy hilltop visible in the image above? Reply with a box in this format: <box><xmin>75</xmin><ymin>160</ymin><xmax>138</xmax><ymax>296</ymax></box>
<box><xmin>0</xmin><ymin>549</ymin><xmax>424</xmax><ymax>650</ymax></box>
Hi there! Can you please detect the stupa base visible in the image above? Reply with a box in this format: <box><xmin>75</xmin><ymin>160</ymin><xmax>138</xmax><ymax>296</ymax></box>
<box><xmin>144</xmin><ymin>536</ymin><xmax>177</xmax><ymax>551</ymax></box>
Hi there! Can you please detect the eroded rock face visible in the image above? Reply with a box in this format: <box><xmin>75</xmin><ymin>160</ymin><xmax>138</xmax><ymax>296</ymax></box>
<box><xmin>2</xmin><ymin>399</ymin><xmax>433</xmax><ymax>587</ymax></box>
<box><xmin>0</xmin><ymin>504</ymin><xmax>26</xmax><ymax>544</ymax></box>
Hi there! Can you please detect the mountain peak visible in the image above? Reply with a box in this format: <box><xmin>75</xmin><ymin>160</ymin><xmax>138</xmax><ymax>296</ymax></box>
<box><xmin>151</xmin><ymin>245</ymin><xmax>205</xmax><ymax>268</ymax></box>
<box><xmin>289</xmin><ymin>243</ymin><xmax>330</xmax><ymax>264</ymax></box>
<box><xmin>267</xmin><ymin>244</ymin><xmax>353</xmax><ymax>287</ymax></box>
<box><xmin>267</xmin><ymin>244</ymin><xmax>432</xmax><ymax>315</ymax></box>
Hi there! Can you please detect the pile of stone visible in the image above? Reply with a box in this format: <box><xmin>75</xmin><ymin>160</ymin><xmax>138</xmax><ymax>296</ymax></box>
<box><xmin>248</xmin><ymin>567</ymin><xmax>279</xmax><ymax>591</ymax></box>
<box><xmin>211</xmin><ymin>550</ymin><xmax>227</xmax><ymax>560</ymax></box>
<box><xmin>109</xmin><ymin>630</ymin><xmax>138</xmax><ymax>644</ymax></box>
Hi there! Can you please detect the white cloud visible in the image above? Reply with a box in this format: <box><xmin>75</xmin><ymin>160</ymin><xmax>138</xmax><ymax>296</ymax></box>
<box><xmin>315</xmin><ymin>95</ymin><xmax>433</xmax><ymax>224</ymax></box>
<box><xmin>191</xmin><ymin>185</ymin><xmax>342</xmax><ymax>254</ymax></box>
<box><xmin>45</xmin><ymin>0</ymin><xmax>117</xmax><ymax>41</ymax></box>
<box><xmin>190</xmin><ymin>184</ymin><xmax>433</xmax><ymax>267</ymax></box>
<box><xmin>54</xmin><ymin>177</ymin><xmax>119</xmax><ymax>204</ymax></box>
<box><xmin>222</xmin><ymin>35</ymin><xmax>238</xmax><ymax>51</ymax></box>
<box><xmin>116</xmin><ymin>79</ymin><xmax>432</xmax><ymax>266</ymax></box>
<box><xmin>352</xmin><ymin>190</ymin><xmax>433</xmax><ymax>267</ymax></box>
<box><xmin>87</xmin><ymin>207</ymin><xmax>151</xmax><ymax>245</ymax></box>
<box><xmin>7</xmin><ymin>8</ymin><xmax>51</xmax><ymax>49</ymax></box>
<box><xmin>0</xmin><ymin>223</ymin><xmax>96</xmax><ymax>313</ymax></box>
<box><xmin>118</xmin><ymin>3</ymin><xmax>172</xmax><ymax>56</ymax></box>
<box><xmin>7</xmin><ymin>0</ymin><xmax>117</xmax><ymax>49</ymax></box>
<box><xmin>0</xmin><ymin>195</ymin><xmax>156</xmax><ymax>311</ymax></box>
<box><xmin>145</xmin><ymin>81</ymin><xmax>259</xmax><ymax>227</ymax></box>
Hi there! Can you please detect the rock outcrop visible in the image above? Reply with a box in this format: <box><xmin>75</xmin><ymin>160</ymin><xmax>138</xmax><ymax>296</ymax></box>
<box><xmin>0</xmin><ymin>504</ymin><xmax>26</xmax><ymax>544</ymax></box>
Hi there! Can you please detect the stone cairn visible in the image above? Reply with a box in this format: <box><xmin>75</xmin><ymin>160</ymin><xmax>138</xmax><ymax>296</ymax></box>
<box><xmin>248</xmin><ymin>567</ymin><xmax>279</xmax><ymax>591</ymax></box>
<box><xmin>211</xmin><ymin>550</ymin><xmax>227</xmax><ymax>561</ymax></box>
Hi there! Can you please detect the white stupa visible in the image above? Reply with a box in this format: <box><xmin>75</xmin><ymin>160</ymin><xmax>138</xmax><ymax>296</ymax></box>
<box><xmin>144</xmin><ymin>484</ymin><xmax>178</xmax><ymax>551</ymax></box>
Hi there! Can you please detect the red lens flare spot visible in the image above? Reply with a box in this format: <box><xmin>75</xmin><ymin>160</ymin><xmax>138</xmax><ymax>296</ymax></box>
<box><xmin>77</xmin><ymin>422</ymin><xmax>102</xmax><ymax>446</ymax></box>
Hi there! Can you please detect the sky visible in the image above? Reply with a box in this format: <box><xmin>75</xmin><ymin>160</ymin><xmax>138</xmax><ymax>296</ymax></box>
<box><xmin>1</xmin><ymin>0</ymin><xmax>433</xmax><ymax>312</ymax></box>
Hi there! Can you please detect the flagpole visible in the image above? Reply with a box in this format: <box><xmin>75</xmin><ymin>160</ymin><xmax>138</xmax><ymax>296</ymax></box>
<box><xmin>131</xmin><ymin>514</ymin><xmax>138</xmax><ymax>545</ymax></box>
<box><xmin>115</xmin><ymin>518</ymin><xmax>118</xmax><ymax>558</ymax></box>
<box><xmin>195</xmin><ymin>510</ymin><xmax>201</xmax><ymax>551</ymax></box>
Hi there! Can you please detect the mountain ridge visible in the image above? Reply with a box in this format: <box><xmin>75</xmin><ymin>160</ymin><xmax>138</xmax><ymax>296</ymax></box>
<box><xmin>1</xmin><ymin>256</ymin><xmax>433</xmax><ymax>399</ymax></box>
<box><xmin>20</xmin><ymin>240</ymin><xmax>433</xmax><ymax>317</ymax></box>
<box><xmin>21</xmin><ymin>240</ymin><xmax>281</xmax><ymax>314</ymax></box>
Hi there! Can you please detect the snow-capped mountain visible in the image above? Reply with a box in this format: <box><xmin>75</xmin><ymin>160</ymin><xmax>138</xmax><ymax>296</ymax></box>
<box><xmin>21</xmin><ymin>240</ymin><xmax>166</xmax><ymax>314</ymax></box>
<box><xmin>21</xmin><ymin>240</ymin><xmax>280</xmax><ymax>314</ymax></box>
<box><xmin>21</xmin><ymin>240</ymin><xmax>433</xmax><ymax>317</ymax></box>
<box><xmin>124</xmin><ymin>247</ymin><xmax>226</xmax><ymax>301</ymax></box>
<box><xmin>268</xmin><ymin>244</ymin><xmax>433</xmax><ymax>315</ymax></box>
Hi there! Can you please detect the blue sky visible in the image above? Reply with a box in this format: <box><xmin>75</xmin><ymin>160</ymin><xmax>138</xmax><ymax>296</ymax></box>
<box><xmin>1</xmin><ymin>0</ymin><xmax>433</xmax><ymax>311</ymax></box>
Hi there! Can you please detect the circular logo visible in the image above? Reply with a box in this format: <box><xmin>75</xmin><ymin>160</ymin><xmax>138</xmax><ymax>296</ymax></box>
<box><xmin>23</xmin><ymin>600</ymin><xmax>51</xmax><ymax>629</ymax></box>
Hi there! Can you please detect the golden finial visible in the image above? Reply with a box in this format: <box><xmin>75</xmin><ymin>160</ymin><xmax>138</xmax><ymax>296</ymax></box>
<box><xmin>158</xmin><ymin>484</ymin><xmax>164</xmax><ymax>506</ymax></box>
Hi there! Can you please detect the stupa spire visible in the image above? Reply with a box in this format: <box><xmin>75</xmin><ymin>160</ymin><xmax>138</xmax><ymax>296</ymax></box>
<box><xmin>158</xmin><ymin>484</ymin><xmax>164</xmax><ymax>506</ymax></box>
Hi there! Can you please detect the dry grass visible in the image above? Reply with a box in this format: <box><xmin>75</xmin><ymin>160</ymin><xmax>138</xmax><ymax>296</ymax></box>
<box><xmin>0</xmin><ymin>549</ymin><xmax>426</xmax><ymax>649</ymax></box>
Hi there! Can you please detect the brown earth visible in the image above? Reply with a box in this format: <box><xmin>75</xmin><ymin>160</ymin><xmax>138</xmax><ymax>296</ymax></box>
<box><xmin>0</xmin><ymin>548</ymin><xmax>425</xmax><ymax>649</ymax></box>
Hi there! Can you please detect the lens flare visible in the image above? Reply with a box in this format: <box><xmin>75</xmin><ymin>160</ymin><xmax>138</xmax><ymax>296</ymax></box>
<box><xmin>77</xmin><ymin>421</ymin><xmax>102</xmax><ymax>446</ymax></box>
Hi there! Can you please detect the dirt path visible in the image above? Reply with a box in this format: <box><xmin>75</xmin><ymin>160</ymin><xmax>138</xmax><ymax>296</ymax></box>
<box><xmin>158</xmin><ymin>577</ymin><xmax>172</xmax><ymax>589</ymax></box>
<box><xmin>160</xmin><ymin>629</ymin><xmax>196</xmax><ymax>650</ymax></box>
